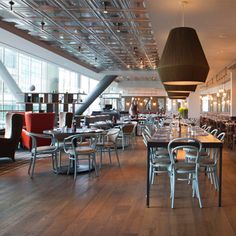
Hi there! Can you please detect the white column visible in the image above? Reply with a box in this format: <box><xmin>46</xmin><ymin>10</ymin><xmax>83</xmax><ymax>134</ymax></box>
<box><xmin>187</xmin><ymin>91</ymin><xmax>200</xmax><ymax>119</ymax></box>
<box><xmin>0</xmin><ymin>60</ymin><xmax>23</xmax><ymax>102</ymax></box>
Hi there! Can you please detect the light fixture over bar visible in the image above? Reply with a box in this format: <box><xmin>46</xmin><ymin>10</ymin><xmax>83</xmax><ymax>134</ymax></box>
<box><xmin>158</xmin><ymin>27</ymin><xmax>209</xmax><ymax>85</ymax></box>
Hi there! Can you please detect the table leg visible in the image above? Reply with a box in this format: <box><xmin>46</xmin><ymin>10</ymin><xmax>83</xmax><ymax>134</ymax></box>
<box><xmin>146</xmin><ymin>146</ymin><xmax>150</xmax><ymax>207</ymax></box>
<box><xmin>219</xmin><ymin>146</ymin><xmax>222</xmax><ymax>207</ymax></box>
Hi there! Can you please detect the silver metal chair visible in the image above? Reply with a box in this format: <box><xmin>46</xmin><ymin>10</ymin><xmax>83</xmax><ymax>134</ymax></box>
<box><xmin>26</xmin><ymin>131</ymin><xmax>59</xmax><ymax>178</ymax></box>
<box><xmin>199</xmin><ymin>132</ymin><xmax>225</xmax><ymax>190</ymax></box>
<box><xmin>168</xmin><ymin>137</ymin><xmax>202</xmax><ymax>208</ymax></box>
<box><xmin>96</xmin><ymin>128</ymin><xmax>120</xmax><ymax>168</ymax></box>
<box><xmin>142</xmin><ymin>129</ymin><xmax>170</xmax><ymax>185</ymax></box>
<box><xmin>63</xmin><ymin>133</ymin><xmax>99</xmax><ymax>180</ymax></box>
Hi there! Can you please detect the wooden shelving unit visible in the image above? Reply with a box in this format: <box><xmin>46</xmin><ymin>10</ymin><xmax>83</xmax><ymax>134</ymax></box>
<box><xmin>21</xmin><ymin>92</ymin><xmax>86</xmax><ymax>114</ymax></box>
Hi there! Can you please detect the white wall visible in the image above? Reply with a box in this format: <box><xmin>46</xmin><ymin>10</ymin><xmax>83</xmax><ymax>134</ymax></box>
<box><xmin>0</xmin><ymin>28</ymin><xmax>103</xmax><ymax>80</ymax></box>
<box><xmin>117</xmin><ymin>80</ymin><xmax>166</xmax><ymax>96</ymax></box>
<box><xmin>187</xmin><ymin>91</ymin><xmax>201</xmax><ymax>119</ymax></box>
<box><xmin>230</xmin><ymin>70</ymin><xmax>236</xmax><ymax>117</ymax></box>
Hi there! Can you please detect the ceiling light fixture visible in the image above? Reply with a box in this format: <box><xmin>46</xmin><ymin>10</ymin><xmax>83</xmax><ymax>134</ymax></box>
<box><xmin>158</xmin><ymin>1</ymin><xmax>209</xmax><ymax>86</ymax></box>
<box><xmin>41</xmin><ymin>21</ymin><xmax>45</xmax><ymax>30</ymax></box>
<box><xmin>103</xmin><ymin>1</ymin><xmax>108</xmax><ymax>14</ymax></box>
<box><xmin>9</xmin><ymin>0</ymin><xmax>14</xmax><ymax>11</ymax></box>
<box><xmin>164</xmin><ymin>84</ymin><xmax>197</xmax><ymax>93</ymax></box>
<box><xmin>167</xmin><ymin>92</ymin><xmax>189</xmax><ymax>98</ymax></box>
<box><xmin>116</xmin><ymin>23</ymin><xmax>121</xmax><ymax>33</ymax></box>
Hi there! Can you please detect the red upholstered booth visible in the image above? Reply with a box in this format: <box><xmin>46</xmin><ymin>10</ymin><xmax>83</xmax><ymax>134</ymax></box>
<box><xmin>21</xmin><ymin>112</ymin><xmax>55</xmax><ymax>150</ymax></box>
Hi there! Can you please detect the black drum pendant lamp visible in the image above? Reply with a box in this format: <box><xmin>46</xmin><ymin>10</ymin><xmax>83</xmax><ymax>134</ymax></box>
<box><xmin>167</xmin><ymin>92</ymin><xmax>189</xmax><ymax>98</ymax></box>
<box><xmin>158</xmin><ymin>27</ymin><xmax>209</xmax><ymax>85</ymax></box>
<box><xmin>168</xmin><ymin>96</ymin><xmax>187</xmax><ymax>100</ymax></box>
<box><xmin>164</xmin><ymin>84</ymin><xmax>197</xmax><ymax>93</ymax></box>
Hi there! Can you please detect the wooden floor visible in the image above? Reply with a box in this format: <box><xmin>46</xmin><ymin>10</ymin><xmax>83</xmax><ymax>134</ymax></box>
<box><xmin>1</xmin><ymin>138</ymin><xmax>236</xmax><ymax>236</ymax></box>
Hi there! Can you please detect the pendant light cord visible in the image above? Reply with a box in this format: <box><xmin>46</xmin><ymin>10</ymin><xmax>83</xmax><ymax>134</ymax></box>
<box><xmin>181</xmin><ymin>1</ymin><xmax>188</xmax><ymax>27</ymax></box>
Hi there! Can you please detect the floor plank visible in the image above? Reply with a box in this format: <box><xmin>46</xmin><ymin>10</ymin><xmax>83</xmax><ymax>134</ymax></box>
<box><xmin>0</xmin><ymin>138</ymin><xmax>236</xmax><ymax>236</ymax></box>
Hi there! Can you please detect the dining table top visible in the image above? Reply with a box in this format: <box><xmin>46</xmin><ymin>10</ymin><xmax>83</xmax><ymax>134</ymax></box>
<box><xmin>148</xmin><ymin>126</ymin><xmax>223</xmax><ymax>148</ymax></box>
<box><xmin>44</xmin><ymin>127</ymin><xmax>104</xmax><ymax>140</ymax></box>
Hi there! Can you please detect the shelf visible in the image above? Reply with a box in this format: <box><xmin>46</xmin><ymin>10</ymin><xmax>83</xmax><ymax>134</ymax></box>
<box><xmin>22</xmin><ymin>92</ymin><xmax>86</xmax><ymax>114</ymax></box>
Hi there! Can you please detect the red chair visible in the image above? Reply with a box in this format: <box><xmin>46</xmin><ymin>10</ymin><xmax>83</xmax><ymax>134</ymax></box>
<box><xmin>21</xmin><ymin>112</ymin><xmax>55</xmax><ymax>150</ymax></box>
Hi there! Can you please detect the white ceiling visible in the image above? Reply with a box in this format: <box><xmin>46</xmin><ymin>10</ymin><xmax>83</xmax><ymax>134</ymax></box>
<box><xmin>146</xmin><ymin>0</ymin><xmax>236</xmax><ymax>82</ymax></box>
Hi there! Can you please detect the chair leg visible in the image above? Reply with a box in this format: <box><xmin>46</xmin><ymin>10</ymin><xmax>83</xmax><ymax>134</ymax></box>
<box><xmin>54</xmin><ymin>152</ymin><xmax>58</xmax><ymax>172</ymax></box>
<box><xmin>93</xmin><ymin>153</ymin><xmax>99</xmax><ymax>177</ymax></box>
<box><xmin>194</xmin><ymin>174</ymin><xmax>202</xmax><ymax>208</ymax></box>
<box><xmin>115</xmin><ymin>147</ymin><xmax>120</xmax><ymax>167</ymax></box>
<box><xmin>28</xmin><ymin>154</ymin><xmax>33</xmax><ymax>175</ymax></box>
<box><xmin>100</xmin><ymin>149</ymin><xmax>103</xmax><ymax>168</ymax></box>
<box><xmin>30</xmin><ymin>154</ymin><xmax>37</xmax><ymax>178</ymax></box>
<box><xmin>108</xmin><ymin>148</ymin><xmax>112</xmax><ymax>165</ymax></box>
<box><xmin>151</xmin><ymin>168</ymin><xmax>155</xmax><ymax>184</ymax></box>
<box><xmin>74</xmin><ymin>156</ymin><xmax>77</xmax><ymax>181</ymax></box>
<box><xmin>171</xmin><ymin>172</ymin><xmax>175</xmax><ymax>209</ymax></box>
<box><xmin>122</xmin><ymin>135</ymin><xmax>125</xmax><ymax>150</ymax></box>
<box><xmin>213</xmin><ymin>168</ymin><xmax>219</xmax><ymax>191</ymax></box>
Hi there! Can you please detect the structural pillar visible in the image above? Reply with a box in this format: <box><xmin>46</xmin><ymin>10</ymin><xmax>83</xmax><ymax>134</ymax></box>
<box><xmin>187</xmin><ymin>90</ymin><xmax>201</xmax><ymax>119</ymax></box>
<box><xmin>75</xmin><ymin>75</ymin><xmax>117</xmax><ymax>115</ymax></box>
<box><xmin>0</xmin><ymin>60</ymin><xmax>23</xmax><ymax>102</ymax></box>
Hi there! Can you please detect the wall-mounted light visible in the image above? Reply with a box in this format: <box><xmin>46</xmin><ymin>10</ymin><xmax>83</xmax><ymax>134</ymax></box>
<box><xmin>153</xmin><ymin>102</ymin><xmax>156</xmax><ymax>106</ymax></box>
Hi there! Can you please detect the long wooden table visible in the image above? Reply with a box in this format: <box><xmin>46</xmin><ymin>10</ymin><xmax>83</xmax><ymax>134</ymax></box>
<box><xmin>146</xmin><ymin>126</ymin><xmax>223</xmax><ymax>207</ymax></box>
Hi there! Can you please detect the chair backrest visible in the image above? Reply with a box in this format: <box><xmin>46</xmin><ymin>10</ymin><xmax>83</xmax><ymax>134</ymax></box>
<box><xmin>5</xmin><ymin>112</ymin><xmax>23</xmax><ymax>142</ymax></box>
<box><xmin>168</xmin><ymin>138</ymin><xmax>202</xmax><ymax>164</ymax></box>
<box><xmin>201</xmin><ymin>124</ymin><xmax>207</xmax><ymax>130</ymax></box>
<box><xmin>64</xmin><ymin>133</ymin><xmax>98</xmax><ymax>153</ymax></box>
<box><xmin>107</xmin><ymin>128</ymin><xmax>120</xmax><ymax>143</ymax></box>
<box><xmin>122</xmin><ymin>123</ymin><xmax>135</xmax><ymax>134</ymax></box>
<box><xmin>0</xmin><ymin>113</ymin><xmax>23</xmax><ymax>159</ymax></box>
<box><xmin>210</xmin><ymin>129</ymin><xmax>218</xmax><ymax>137</ymax></box>
<box><xmin>142</xmin><ymin>129</ymin><xmax>150</xmax><ymax>147</ymax></box>
<box><xmin>22</xmin><ymin>112</ymin><xmax>55</xmax><ymax>149</ymax></box>
<box><xmin>217</xmin><ymin>132</ymin><xmax>225</xmax><ymax>142</ymax></box>
<box><xmin>59</xmin><ymin>112</ymin><xmax>73</xmax><ymax>128</ymax></box>
<box><xmin>205</xmin><ymin>126</ymin><xmax>212</xmax><ymax>133</ymax></box>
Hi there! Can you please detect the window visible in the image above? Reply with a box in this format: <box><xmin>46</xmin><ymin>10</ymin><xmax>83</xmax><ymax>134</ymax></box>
<box><xmin>59</xmin><ymin>68</ymin><xmax>79</xmax><ymax>93</ymax></box>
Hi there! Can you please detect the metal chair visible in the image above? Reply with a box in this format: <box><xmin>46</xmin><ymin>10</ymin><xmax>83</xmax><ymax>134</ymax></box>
<box><xmin>210</xmin><ymin>128</ymin><xmax>218</xmax><ymax>137</ymax></box>
<box><xmin>119</xmin><ymin>123</ymin><xmax>136</xmax><ymax>150</ymax></box>
<box><xmin>63</xmin><ymin>133</ymin><xmax>99</xmax><ymax>180</ymax></box>
<box><xmin>26</xmin><ymin>131</ymin><xmax>59</xmax><ymax>178</ymax></box>
<box><xmin>142</xmin><ymin>129</ymin><xmax>170</xmax><ymax>185</ymax></box>
<box><xmin>96</xmin><ymin>128</ymin><xmax>120</xmax><ymax>168</ymax></box>
<box><xmin>199</xmin><ymin>132</ymin><xmax>225</xmax><ymax>190</ymax></box>
<box><xmin>168</xmin><ymin>137</ymin><xmax>202</xmax><ymax>208</ymax></box>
